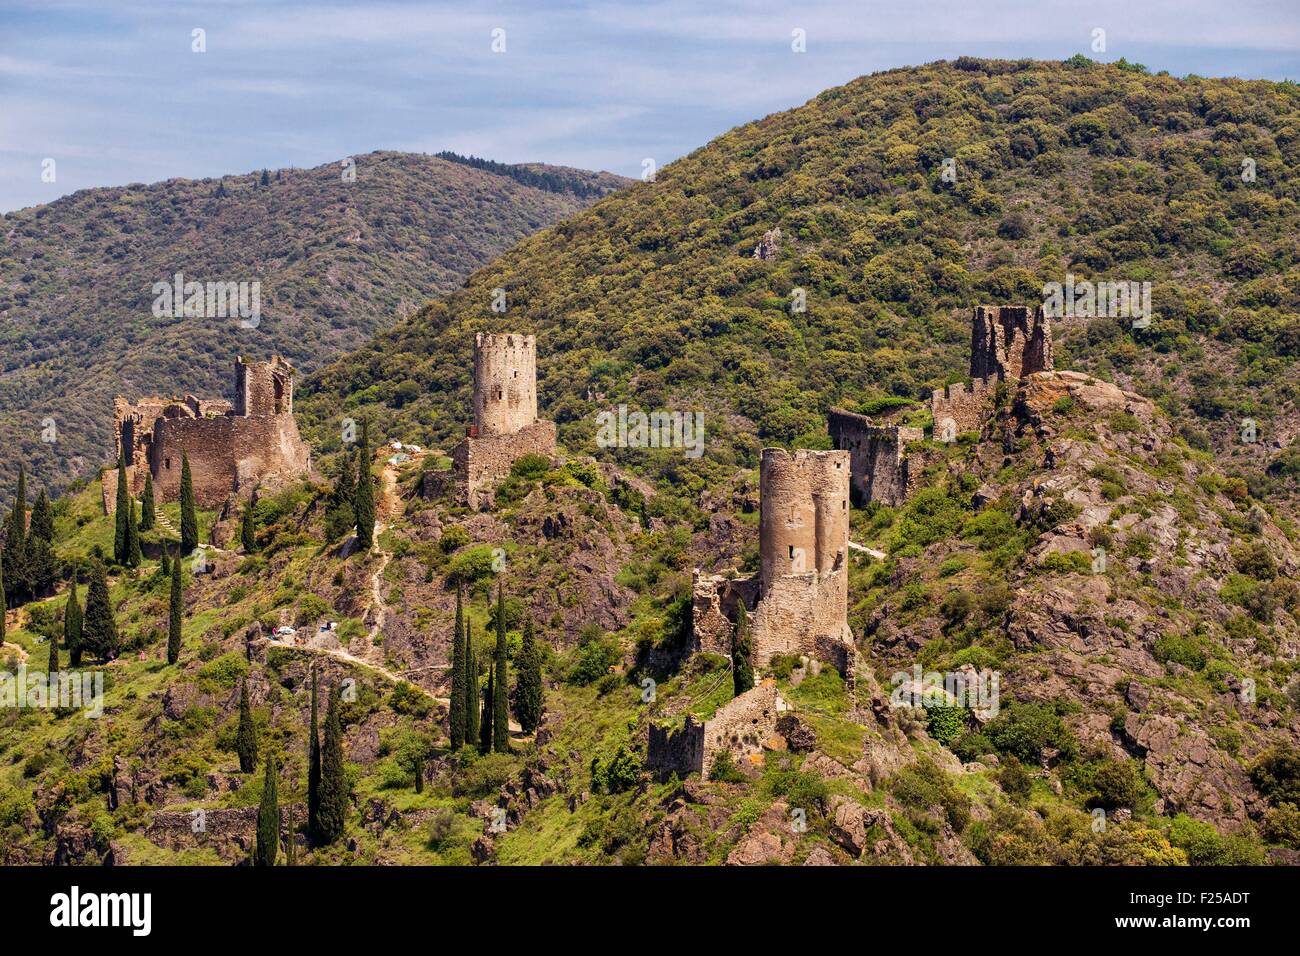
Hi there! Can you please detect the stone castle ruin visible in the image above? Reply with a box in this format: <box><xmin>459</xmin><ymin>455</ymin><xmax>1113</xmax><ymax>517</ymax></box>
<box><xmin>647</xmin><ymin>680</ymin><xmax>788</xmax><ymax>779</ymax></box>
<box><xmin>827</xmin><ymin>410</ymin><xmax>923</xmax><ymax>507</ymax></box>
<box><xmin>451</xmin><ymin>333</ymin><xmax>557</xmax><ymax>509</ymax></box>
<box><xmin>103</xmin><ymin>356</ymin><xmax>311</xmax><ymax>512</ymax></box>
<box><xmin>931</xmin><ymin>304</ymin><xmax>1053</xmax><ymax>439</ymax></box>
<box><xmin>691</xmin><ymin>448</ymin><xmax>856</xmax><ymax>679</ymax></box>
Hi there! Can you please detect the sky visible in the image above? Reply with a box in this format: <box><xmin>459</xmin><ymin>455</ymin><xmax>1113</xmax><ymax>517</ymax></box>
<box><xmin>2</xmin><ymin>0</ymin><xmax>1300</xmax><ymax>213</ymax></box>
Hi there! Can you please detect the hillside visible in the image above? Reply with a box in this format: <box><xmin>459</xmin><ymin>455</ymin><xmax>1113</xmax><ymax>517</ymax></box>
<box><xmin>1</xmin><ymin>59</ymin><xmax>1298</xmax><ymax>868</ymax></box>
<box><xmin>0</xmin><ymin>151</ymin><xmax>625</xmax><ymax>495</ymax></box>
<box><xmin>301</xmin><ymin>57</ymin><xmax>1300</xmax><ymax>507</ymax></box>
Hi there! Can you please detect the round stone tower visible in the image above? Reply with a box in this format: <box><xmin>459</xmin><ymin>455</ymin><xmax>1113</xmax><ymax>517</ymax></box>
<box><xmin>472</xmin><ymin>333</ymin><xmax>538</xmax><ymax>437</ymax></box>
<box><xmin>758</xmin><ymin>448</ymin><xmax>851</xmax><ymax>592</ymax></box>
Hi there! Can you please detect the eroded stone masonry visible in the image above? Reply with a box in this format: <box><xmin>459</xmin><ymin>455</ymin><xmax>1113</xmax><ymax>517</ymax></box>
<box><xmin>450</xmin><ymin>333</ymin><xmax>557</xmax><ymax>509</ymax></box>
<box><xmin>102</xmin><ymin>356</ymin><xmax>311</xmax><ymax>512</ymax></box>
<box><xmin>930</xmin><ymin>304</ymin><xmax>1054</xmax><ymax>438</ymax></box>
<box><xmin>827</xmin><ymin>410</ymin><xmax>923</xmax><ymax>507</ymax></box>
<box><xmin>691</xmin><ymin>448</ymin><xmax>856</xmax><ymax>678</ymax></box>
<box><xmin>647</xmin><ymin>680</ymin><xmax>789</xmax><ymax>779</ymax></box>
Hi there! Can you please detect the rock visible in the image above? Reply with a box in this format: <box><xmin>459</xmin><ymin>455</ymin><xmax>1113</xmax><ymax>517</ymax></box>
<box><xmin>726</xmin><ymin>802</ymin><xmax>797</xmax><ymax>866</ymax></box>
<box><xmin>827</xmin><ymin>795</ymin><xmax>868</xmax><ymax>856</ymax></box>
<box><xmin>803</xmin><ymin>844</ymin><xmax>838</xmax><ymax>866</ymax></box>
<box><xmin>470</xmin><ymin>836</ymin><xmax>496</xmax><ymax>864</ymax></box>
<box><xmin>1125</xmin><ymin>681</ymin><xmax>1151</xmax><ymax>712</ymax></box>
<box><xmin>776</xmin><ymin>714</ymin><xmax>816</xmax><ymax>752</ymax></box>
<box><xmin>752</xmin><ymin>228</ymin><xmax>782</xmax><ymax>261</ymax></box>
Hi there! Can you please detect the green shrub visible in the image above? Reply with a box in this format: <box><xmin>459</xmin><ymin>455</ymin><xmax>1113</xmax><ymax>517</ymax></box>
<box><xmin>982</xmin><ymin>702</ymin><xmax>1074</xmax><ymax>764</ymax></box>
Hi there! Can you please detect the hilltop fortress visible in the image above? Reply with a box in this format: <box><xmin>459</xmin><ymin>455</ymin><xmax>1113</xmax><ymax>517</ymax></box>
<box><xmin>450</xmin><ymin>333</ymin><xmax>557</xmax><ymax>509</ymax></box>
<box><xmin>830</xmin><ymin>304</ymin><xmax>1054</xmax><ymax>508</ymax></box>
<box><xmin>103</xmin><ymin>356</ymin><xmax>311</xmax><ymax>512</ymax></box>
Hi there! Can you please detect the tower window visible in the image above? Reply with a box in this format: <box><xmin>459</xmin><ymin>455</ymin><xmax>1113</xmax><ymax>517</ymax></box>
<box><xmin>497</xmin><ymin>389</ymin><xmax>503</xmax><ymax>400</ymax></box>
<box><xmin>788</xmin><ymin>546</ymin><xmax>795</xmax><ymax>558</ymax></box>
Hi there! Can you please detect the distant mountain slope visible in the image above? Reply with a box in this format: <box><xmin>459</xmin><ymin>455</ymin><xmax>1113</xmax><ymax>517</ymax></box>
<box><xmin>301</xmin><ymin>59</ymin><xmax>1300</xmax><ymax>507</ymax></box>
<box><xmin>0</xmin><ymin>151</ymin><xmax>626</xmax><ymax>494</ymax></box>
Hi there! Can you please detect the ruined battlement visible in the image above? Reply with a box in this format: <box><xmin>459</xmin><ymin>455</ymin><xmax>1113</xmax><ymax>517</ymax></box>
<box><xmin>828</xmin><ymin>408</ymin><xmax>924</xmax><ymax>506</ymax></box>
<box><xmin>647</xmin><ymin>681</ymin><xmax>788</xmax><ymax>779</ymax></box>
<box><xmin>473</xmin><ymin>332</ymin><xmax>538</xmax><ymax>437</ymax></box>
<box><xmin>104</xmin><ymin>356</ymin><xmax>310</xmax><ymax>513</ymax></box>
<box><xmin>929</xmin><ymin>378</ymin><xmax>997</xmax><ymax>440</ymax></box>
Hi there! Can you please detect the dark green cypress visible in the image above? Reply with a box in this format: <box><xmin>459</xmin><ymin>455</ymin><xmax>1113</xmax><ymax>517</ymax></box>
<box><xmin>241</xmin><ymin>504</ymin><xmax>256</xmax><ymax>553</ymax></box>
<box><xmin>254</xmin><ymin>753</ymin><xmax>278</xmax><ymax>867</ymax></box>
<box><xmin>732</xmin><ymin>603</ymin><xmax>755</xmax><ymax>696</ymax></box>
<box><xmin>81</xmin><ymin>561</ymin><xmax>118</xmax><ymax>661</ymax></box>
<box><xmin>449</xmin><ymin>584</ymin><xmax>466</xmax><ymax>750</ymax></box>
<box><xmin>64</xmin><ymin>576</ymin><xmax>82</xmax><ymax>667</ymax></box>
<box><xmin>47</xmin><ymin>624</ymin><xmax>58</xmax><ymax>672</ymax></box>
<box><xmin>492</xmin><ymin>582</ymin><xmax>509</xmax><ymax>753</ymax></box>
<box><xmin>463</xmin><ymin>621</ymin><xmax>479</xmax><ymax>748</ymax></box>
<box><xmin>126</xmin><ymin>495</ymin><xmax>143</xmax><ymax>568</ymax></box>
<box><xmin>139</xmin><ymin>470</ymin><xmax>155</xmax><ymax>532</ymax></box>
<box><xmin>113</xmin><ymin>452</ymin><xmax>129</xmax><ymax>564</ymax></box>
<box><xmin>308</xmin><ymin>667</ymin><xmax>321</xmax><ymax>841</ymax></box>
<box><xmin>516</xmin><ymin>616</ymin><xmax>543</xmax><ymax>734</ymax></box>
<box><xmin>236</xmin><ymin>677</ymin><xmax>258</xmax><ymax>773</ymax></box>
<box><xmin>354</xmin><ymin>420</ymin><xmax>375</xmax><ymax>550</ymax></box>
<box><xmin>317</xmin><ymin>683</ymin><xmax>348</xmax><ymax>844</ymax></box>
<box><xmin>3</xmin><ymin>467</ymin><xmax>28</xmax><ymax>603</ymax></box>
<box><xmin>167</xmin><ymin>551</ymin><xmax>183</xmax><ymax>664</ymax></box>
<box><xmin>0</xmin><ymin>553</ymin><xmax>5</xmax><ymax>644</ymax></box>
<box><xmin>479</xmin><ymin>669</ymin><xmax>494</xmax><ymax>755</ymax></box>
<box><xmin>29</xmin><ymin>490</ymin><xmax>53</xmax><ymax>542</ymax></box>
<box><xmin>179</xmin><ymin>454</ymin><xmax>198</xmax><ymax>555</ymax></box>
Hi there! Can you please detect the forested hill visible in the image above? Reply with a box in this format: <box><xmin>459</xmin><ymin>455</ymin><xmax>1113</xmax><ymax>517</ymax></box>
<box><xmin>0</xmin><ymin>151</ymin><xmax>627</xmax><ymax>495</ymax></box>
<box><xmin>301</xmin><ymin>58</ymin><xmax>1300</xmax><ymax>507</ymax></box>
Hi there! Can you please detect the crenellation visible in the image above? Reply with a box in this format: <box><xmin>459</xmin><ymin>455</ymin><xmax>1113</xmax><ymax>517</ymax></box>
<box><xmin>828</xmin><ymin>408</ymin><xmax>924</xmax><ymax>506</ymax></box>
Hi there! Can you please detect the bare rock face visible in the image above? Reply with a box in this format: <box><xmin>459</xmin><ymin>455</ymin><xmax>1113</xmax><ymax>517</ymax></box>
<box><xmin>802</xmin><ymin>844</ymin><xmax>839</xmax><ymax>866</ymax></box>
<box><xmin>826</xmin><ymin>795</ymin><xmax>915</xmax><ymax>864</ymax></box>
<box><xmin>776</xmin><ymin>714</ymin><xmax>816</xmax><ymax>752</ymax></box>
<box><xmin>752</xmin><ymin>228</ymin><xmax>782</xmax><ymax>261</ymax></box>
<box><xmin>725</xmin><ymin>801</ymin><xmax>799</xmax><ymax>865</ymax></box>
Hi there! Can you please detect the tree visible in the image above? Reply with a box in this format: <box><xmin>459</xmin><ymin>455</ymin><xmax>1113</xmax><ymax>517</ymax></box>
<box><xmin>492</xmin><ymin>581</ymin><xmax>509</xmax><ymax>753</ymax></box>
<box><xmin>479</xmin><ymin>669</ymin><xmax>494</xmax><ymax>755</ymax></box>
<box><xmin>260</xmin><ymin>168</ymin><xmax>270</xmax><ymax>186</ymax></box>
<box><xmin>3</xmin><ymin>467</ymin><xmax>29</xmax><ymax>602</ymax></box>
<box><xmin>80</xmin><ymin>561</ymin><xmax>118</xmax><ymax>661</ymax></box>
<box><xmin>236</xmin><ymin>677</ymin><xmax>258</xmax><ymax>773</ymax></box>
<box><xmin>354</xmin><ymin>420</ymin><xmax>375</xmax><ymax>550</ymax></box>
<box><xmin>241</xmin><ymin>505</ymin><xmax>256</xmax><ymax>553</ymax></box>
<box><xmin>64</xmin><ymin>576</ymin><xmax>82</xmax><ymax>667</ymax></box>
<box><xmin>0</xmin><ymin>554</ymin><xmax>5</xmax><ymax>645</ymax></box>
<box><xmin>167</xmin><ymin>551</ymin><xmax>183</xmax><ymax>664</ymax></box>
<box><xmin>732</xmin><ymin>602</ymin><xmax>754</xmax><ymax>696</ymax></box>
<box><xmin>307</xmin><ymin>667</ymin><xmax>321</xmax><ymax>842</ymax></box>
<box><xmin>113</xmin><ymin>452</ymin><xmax>129</xmax><ymax>565</ymax></box>
<box><xmin>515</xmin><ymin>616</ymin><xmax>543</xmax><ymax>733</ymax></box>
<box><xmin>47</xmin><ymin>622</ymin><xmax>59</xmax><ymax>672</ymax></box>
<box><xmin>159</xmin><ymin>548</ymin><xmax>170</xmax><ymax>576</ymax></box>
<box><xmin>126</xmin><ymin>495</ymin><xmax>143</xmax><ymax>568</ymax></box>
<box><xmin>449</xmin><ymin>584</ymin><xmax>466</xmax><ymax>750</ymax></box>
<box><xmin>395</xmin><ymin>727</ymin><xmax>432</xmax><ymax>793</ymax></box>
<box><xmin>179</xmin><ymin>454</ymin><xmax>198</xmax><ymax>555</ymax></box>
<box><xmin>139</xmin><ymin>471</ymin><xmax>155</xmax><ymax>532</ymax></box>
<box><xmin>317</xmin><ymin>683</ymin><xmax>348</xmax><ymax>844</ymax></box>
<box><xmin>29</xmin><ymin>491</ymin><xmax>53</xmax><ymax>542</ymax></box>
<box><xmin>254</xmin><ymin>753</ymin><xmax>278</xmax><ymax>867</ymax></box>
<box><xmin>463</xmin><ymin>621</ymin><xmax>479</xmax><ymax>747</ymax></box>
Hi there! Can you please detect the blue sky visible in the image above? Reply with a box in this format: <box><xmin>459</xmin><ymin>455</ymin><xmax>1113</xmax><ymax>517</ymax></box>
<box><xmin>3</xmin><ymin>0</ymin><xmax>1299</xmax><ymax>212</ymax></box>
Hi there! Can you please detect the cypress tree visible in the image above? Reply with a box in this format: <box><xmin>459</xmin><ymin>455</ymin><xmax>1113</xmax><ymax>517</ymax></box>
<box><xmin>241</xmin><ymin>505</ymin><xmax>256</xmax><ymax>553</ymax></box>
<box><xmin>307</xmin><ymin>667</ymin><xmax>321</xmax><ymax>842</ymax></box>
<box><xmin>3</xmin><ymin>468</ymin><xmax>28</xmax><ymax>602</ymax></box>
<box><xmin>516</xmin><ymin>616</ymin><xmax>543</xmax><ymax>734</ymax></box>
<box><xmin>479</xmin><ymin>669</ymin><xmax>494</xmax><ymax>755</ymax></box>
<box><xmin>179</xmin><ymin>454</ymin><xmax>198</xmax><ymax>555</ymax></box>
<box><xmin>64</xmin><ymin>576</ymin><xmax>82</xmax><ymax>667</ymax></box>
<box><xmin>0</xmin><ymin>553</ymin><xmax>5</xmax><ymax>644</ymax></box>
<box><xmin>160</xmin><ymin>548</ymin><xmax>170</xmax><ymax>576</ymax></box>
<box><xmin>354</xmin><ymin>420</ymin><xmax>375</xmax><ymax>550</ymax></box>
<box><xmin>463</xmin><ymin>622</ymin><xmax>479</xmax><ymax>747</ymax></box>
<box><xmin>732</xmin><ymin>603</ymin><xmax>755</xmax><ymax>696</ymax></box>
<box><xmin>167</xmin><ymin>551</ymin><xmax>183</xmax><ymax>664</ymax></box>
<box><xmin>113</xmin><ymin>453</ymin><xmax>129</xmax><ymax>564</ymax></box>
<box><xmin>81</xmin><ymin>561</ymin><xmax>118</xmax><ymax>661</ymax></box>
<box><xmin>254</xmin><ymin>753</ymin><xmax>278</xmax><ymax>867</ymax></box>
<box><xmin>126</xmin><ymin>495</ymin><xmax>143</xmax><ymax>568</ymax></box>
<box><xmin>449</xmin><ymin>584</ymin><xmax>466</xmax><ymax>751</ymax></box>
<box><xmin>317</xmin><ymin>683</ymin><xmax>348</xmax><ymax>844</ymax></box>
<box><xmin>492</xmin><ymin>582</ymin><xmax>509</xmax><ymax>753</ymax></box>
<box><xmin>29</xmin><ymin>490</ymin><xmax>53</xmax><ymax>542</ymax></box>
<box><xmin>140</xmin><ymin>471</ymin><xmax>155</xmax><ymax>532</ymax></box>
<box><xmin>236</xmin><ymin>677</ymin><xmax>258</xmax><ymax>772</ymax></box>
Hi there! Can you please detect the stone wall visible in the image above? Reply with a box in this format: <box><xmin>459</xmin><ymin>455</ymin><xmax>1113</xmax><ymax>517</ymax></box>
<box><xmin>647</xmin><ymin>682</ymin><xmax>787</xmax><ymax>778</ymax></box>
<box><xmin>929</xmin><ymin>378</ymin><xmax>996</xmax><ymax>439</ymax></box>
<box><xmin>452</xmin><ymin>418</ymin><xmax>557</xmax><ymax>510</ymax></box>
<box><xmin>235</xmin><ymin>354</ymin><xmax>294</xmax><ymax>417</ymax></box>
<box><xmin>827</xmin><ymin>408</ymin><xmax>924</xmax><ymax>506</ymax></box>
<box><xmin>691</xmin><ymin>570</ymin><xmax>759</xmax><ymax>657</ymax></box>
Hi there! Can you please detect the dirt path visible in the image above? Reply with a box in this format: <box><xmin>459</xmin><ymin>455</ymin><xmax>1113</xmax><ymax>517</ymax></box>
<box><xmin>363</xmin><ymin>456</ymin><xmax>406</xmax><ymax>647</ymax></box>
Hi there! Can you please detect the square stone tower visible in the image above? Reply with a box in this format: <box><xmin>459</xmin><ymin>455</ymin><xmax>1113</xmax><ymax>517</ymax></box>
<box><xmin>472</xmin><ymin>333</ymin><xmax>538</xmax><ymax>436</ymax></box>
<box><xmin>235</xmin><ymin>355</ymin><xmax>294</xmax><ymax>418</ymax></box>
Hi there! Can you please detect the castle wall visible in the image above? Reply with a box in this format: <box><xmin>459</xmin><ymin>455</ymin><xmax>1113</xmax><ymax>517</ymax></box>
<box><xmin>452</xmin><ymin>419</ymin><xmax>556</xmax><ymax>510</ymax></box>
<box><xmin>150</xmin><ymin>413</ymin><xmax>310</xmax><ymax>509</ymax></box>
<box><xmin>691</xmin><ymin>571</ymin><xmax>760</xmax><ymax>658</ymax></box>
<box><xmin>970</xmin><ymin>305</ymin><xmax>1054</xmax><ymax>381</ymax></box>
<box><xmin>647</xmin><ymin>682</ymin><xmax>787</xmax><ymax>779</ymax></box>
<box><xmin>758</xmin><ymin>448</ymin><xmax>850</xmax><ymax>590</ymax></box>
<box><xmin>929</xmin><ymin>378</ymin><xmax>996</xmax><ymax>440</ymax></box>
<box><xmin>235</xmin><ymin>356</ymin><xmax>293</xmax><ymax>417</ymax></box>
<box><xmin>472</xmin><ymin>333</ymin><xmax>538</xmax><ymax>437</ymax></box>
<box><xmin>827</xmin><ymin>409</ymin><xmax>923</xmax><ymax>506</ymax></box>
